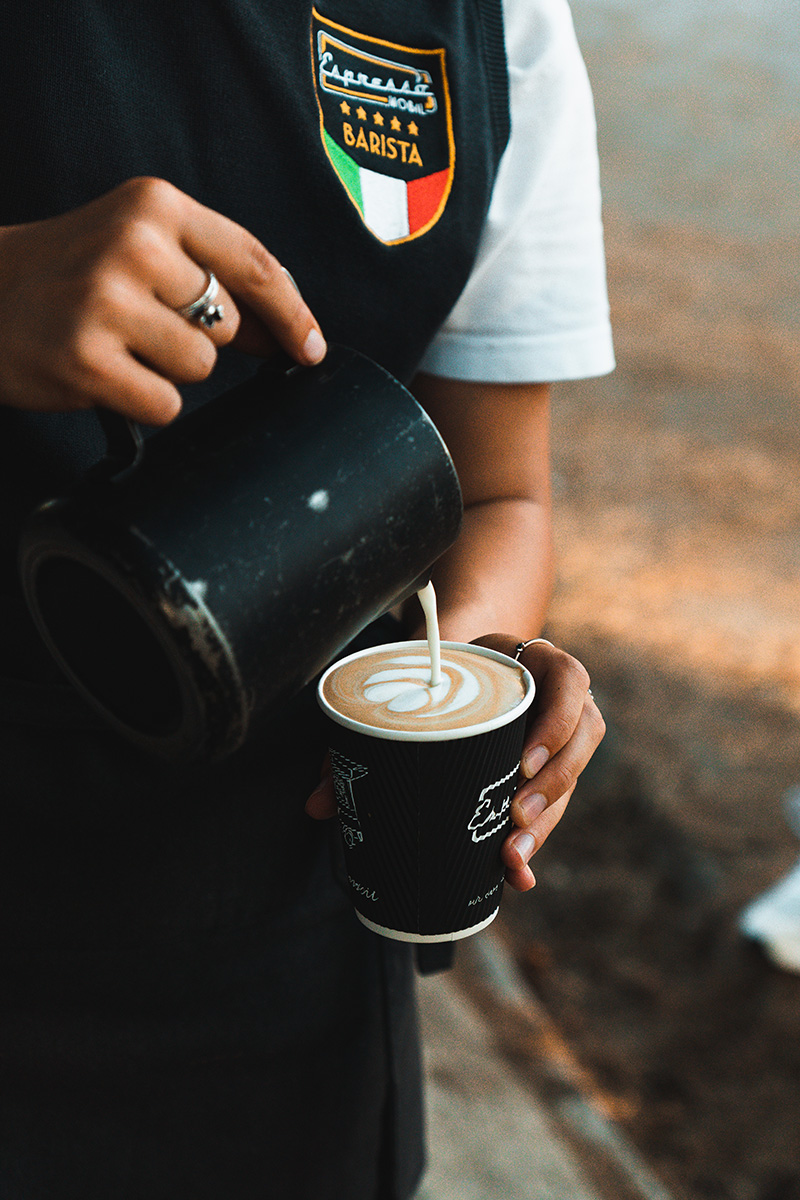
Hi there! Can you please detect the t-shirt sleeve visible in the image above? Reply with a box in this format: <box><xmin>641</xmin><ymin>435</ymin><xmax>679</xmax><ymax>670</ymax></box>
<box><xmin>419</xmin><ymin>0</ymin><xmax>615</xmax><ymax>383</ymax></box>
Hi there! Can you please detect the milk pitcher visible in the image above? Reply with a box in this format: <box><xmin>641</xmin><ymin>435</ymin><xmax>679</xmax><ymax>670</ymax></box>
<box><xmin>18</xmin><ymin>346</ymin><xmax>463</xmax><ymax>761</ymax></box>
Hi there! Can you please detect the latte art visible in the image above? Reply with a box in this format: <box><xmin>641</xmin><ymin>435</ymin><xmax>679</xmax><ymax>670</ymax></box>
<box><xmin>362</xmin><ymin>655</ymin><xmax>480</xmax><ymax>717</ymax></box>
<box><xmin>322</xmin><ymin>645</ymin><xmax>527</xmax><ymax>734</ymax></box>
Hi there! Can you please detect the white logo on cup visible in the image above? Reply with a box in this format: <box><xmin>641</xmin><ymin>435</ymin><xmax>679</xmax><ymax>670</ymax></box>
<box><xmin>467</xmin><ymin>763</ymin><xmax>519</xmax><ymax>843</ymax></box>
<box><xmin>330</xmin><ymin>750</ymin><xmax>368</xmax><ymax>848</ymax></box>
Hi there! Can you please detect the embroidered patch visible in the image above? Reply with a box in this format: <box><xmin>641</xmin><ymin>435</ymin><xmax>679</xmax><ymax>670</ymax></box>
<box><xmin>311</xmin><ymin>9</ymin><xmax>455</xmax><ymax>245</ymax></box>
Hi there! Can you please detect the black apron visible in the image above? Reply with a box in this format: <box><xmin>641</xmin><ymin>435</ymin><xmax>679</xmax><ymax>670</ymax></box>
<box><xmin>0</xmin><ymin>4</ymin><xmax>509</xmax><ymax>1197</ymax></box>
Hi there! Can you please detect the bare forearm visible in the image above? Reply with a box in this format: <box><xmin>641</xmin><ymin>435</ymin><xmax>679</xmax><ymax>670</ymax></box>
<box><xmin>408</xmin><ymin>373</ymin><xmax>554</xmax><ymax>644</ymax></box>
<box><xmin>407</xmin><ymin>497</ymin><xmax>553</xmax><ymax>643</ymax></box>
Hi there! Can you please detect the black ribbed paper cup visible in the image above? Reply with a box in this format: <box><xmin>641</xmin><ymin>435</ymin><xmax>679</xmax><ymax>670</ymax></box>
<box><xmin>317</xmin><ymin>641</ymin><xmax>535</xmax><ymax>943</ymax></box>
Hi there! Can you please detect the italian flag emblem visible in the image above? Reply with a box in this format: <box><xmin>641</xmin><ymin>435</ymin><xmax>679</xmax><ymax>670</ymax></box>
<box><xmin>312</xmin><ymin>10</ymin><xmax>455</xmax><ymax>245</ymax></box>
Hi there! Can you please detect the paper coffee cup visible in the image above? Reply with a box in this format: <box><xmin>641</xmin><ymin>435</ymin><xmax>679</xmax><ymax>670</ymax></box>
<box><xmin>317</xmin><ymin>641</ymin><xmax>535</xmax><ymax>943</ymax></box>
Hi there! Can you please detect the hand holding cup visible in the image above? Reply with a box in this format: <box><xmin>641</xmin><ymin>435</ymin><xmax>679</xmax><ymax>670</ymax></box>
<box><xmin>308</xmin><ymin>637</ymin><xmax>604</xmax><ymax>897</ymax></box>
<box><xmin>477</xmin><ymin>635</ymin><xmax>605</xmax><ymax>891</ymax></box>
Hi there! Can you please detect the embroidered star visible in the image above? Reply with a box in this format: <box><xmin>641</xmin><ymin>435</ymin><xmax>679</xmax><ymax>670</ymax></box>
<box><xmin>390</xmin><ymin>116</ymin><xmax>401</xmax><ymax>131</ymax></box>
<box><xmin>356</xmin><ymin>106</ymin><xmax>367</xmax><ymax>121</ymax></box>
<box><xmin>340</xmin><ymin>100</ymin><xmax>351</xmax><ymax>115</ymax></box>
<box><xmin>408</xmin><ymin>121</ymin><xmax>419</xmax><ymax>136</ymax></box>
<box><xmin>373</xmin><ymin>111</ymin><xmax>384</xmax><ymax>126</ymax></box>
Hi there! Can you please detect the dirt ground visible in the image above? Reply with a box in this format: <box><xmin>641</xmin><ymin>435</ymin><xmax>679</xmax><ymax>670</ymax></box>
<box><xmin>498</xmin><ymin>4</ymin><xmax>800</xmax><ymax>1197</ymax></box>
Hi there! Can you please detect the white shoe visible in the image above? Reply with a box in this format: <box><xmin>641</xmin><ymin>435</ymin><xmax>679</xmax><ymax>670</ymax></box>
<box><xmin>739</xmin><ymin>855</ymin><xmax>800</xmax><ymax>973</ymax></box>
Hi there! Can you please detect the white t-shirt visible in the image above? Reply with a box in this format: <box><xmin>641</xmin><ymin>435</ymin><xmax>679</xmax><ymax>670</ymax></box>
<box><xmin>420</xmin><ymin>0</ymin><xmax>615</xmax><ymax>384</ymax></box>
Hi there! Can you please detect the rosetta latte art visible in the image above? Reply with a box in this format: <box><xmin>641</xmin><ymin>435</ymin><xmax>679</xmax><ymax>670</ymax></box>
<box><xmin>323</xmin><ymin>646</ymin><xmax>526</xmax><ymax>733</ymax></box>
<box><xmin>363</xmin><ymin>655</ymin><xmax>480</xmax><ymax>717</ymax></box>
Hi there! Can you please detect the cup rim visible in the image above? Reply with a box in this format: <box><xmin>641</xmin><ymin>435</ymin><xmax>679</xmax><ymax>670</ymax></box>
<box><xmin>316</xmin><ymin>639</ymin><xmax>535</xmax><ymax>742</ymax></box>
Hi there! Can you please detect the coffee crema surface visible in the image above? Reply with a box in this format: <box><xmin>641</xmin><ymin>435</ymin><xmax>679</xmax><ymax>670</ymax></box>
<box><xmin>322</xmin><ymin>647</ymin><xmax>527</xmax><ymax>733</ymax></box>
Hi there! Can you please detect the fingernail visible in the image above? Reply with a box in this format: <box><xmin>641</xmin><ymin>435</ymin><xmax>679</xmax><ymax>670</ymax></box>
<box><xmin>518</xmin><ymin>793</ymin><xmax>547</xmax><ymax>824</ymax></box>
<box><xmin>302</xmin><ymin>328</ymin><xmax>327</xmax><ymax>364</ymax></box>
<box><xmin>521</xmin><ymin>745</ymin><xmax>549</xmax><ymax>779</ymax></box>
<box><xmin>513</xmin><ymin>832</ymin><xmax>536</xmax><ymax>863</ymax></box>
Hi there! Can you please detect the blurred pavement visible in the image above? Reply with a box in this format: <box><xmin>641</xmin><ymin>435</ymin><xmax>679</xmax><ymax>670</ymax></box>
<box><xmin>415</xmin><ymin>929</ymin><xmax>676</xmax><ymax>1200</ymax></box>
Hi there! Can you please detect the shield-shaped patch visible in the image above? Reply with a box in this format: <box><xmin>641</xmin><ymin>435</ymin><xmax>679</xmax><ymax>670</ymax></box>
<box><xmin>311</xmin><ymin>9</ymin><xmax>455</xmax><ymax>245</ymax></box>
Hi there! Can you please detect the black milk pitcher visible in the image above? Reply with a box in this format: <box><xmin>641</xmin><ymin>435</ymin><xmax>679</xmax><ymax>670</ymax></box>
<box><xmin>18</xmin><ymin>346</ymin><xmax>463</xmax><ymax>762</ymax></box>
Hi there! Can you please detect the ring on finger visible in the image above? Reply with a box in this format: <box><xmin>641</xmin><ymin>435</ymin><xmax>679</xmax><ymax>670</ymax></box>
<box><xmin>178</xmin><ymin>270</ymin><xmax>225</xmax><ymax>329</ymax></box>
<box><xmin>514</xmin><ymin>637</ymin><xmax>554</xmax><ymax>661</ymax></box>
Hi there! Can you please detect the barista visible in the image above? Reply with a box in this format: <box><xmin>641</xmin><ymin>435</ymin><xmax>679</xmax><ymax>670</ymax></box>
<box><xmin>0</xmin><ymin>2</ymin><xmax>610</xmax><ymax>1197</ymax></box>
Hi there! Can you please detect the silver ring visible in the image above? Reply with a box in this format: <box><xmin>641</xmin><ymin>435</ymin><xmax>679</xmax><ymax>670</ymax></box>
<box><xmin>281</xmin><ymin>266</ymin><xmax>302</xmax><ymax>295</ymax></box>
<box><xmin>179</xmin><ymin>271</ymin><xmax>224</xmax><ymax>328</ymax></box>
<box><xmin>514</xmin><ymin>638</ymin><xmax>555</xmax><ymax>661</ymax></box>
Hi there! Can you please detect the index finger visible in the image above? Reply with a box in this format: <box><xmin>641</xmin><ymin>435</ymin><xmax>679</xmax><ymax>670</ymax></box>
<box><xmin>518</xmin><ymin>643</ymin><xmax>591</xmax><ymax>779</ymax></box>
<box><xmin>177</xmin><ymin>195</ymin><xmax>326</xmax><ymax>366</ymax></box>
